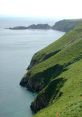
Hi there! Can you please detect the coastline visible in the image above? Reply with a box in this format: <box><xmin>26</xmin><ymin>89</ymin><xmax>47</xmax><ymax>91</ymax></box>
<box><xmin>20</xmin><ymin>19</ymin><xmax>82</xmax><ymax>117</ymax></box>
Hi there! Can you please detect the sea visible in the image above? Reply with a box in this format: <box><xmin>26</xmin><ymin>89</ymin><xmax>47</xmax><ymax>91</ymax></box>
<box><xmin>0</xmin><ymin>17</ymin><xmax>65</xmax><ymax>117</ymax></box>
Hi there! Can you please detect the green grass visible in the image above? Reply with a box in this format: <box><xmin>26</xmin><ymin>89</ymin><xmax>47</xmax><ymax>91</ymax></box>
<box><xmin>34</xmin><ymin>59</ymin><xmax>82</xmax><ymax>117</ymax></box>
<box><xmin>29</xmin><ymin>28</ymin><xmax>82</xmax><ymax>77</ymax></box>
<box><xmin>20</xmin><ymin>22</ymin><xmax>82</xmax><ymax>117</ymax></box>
<box><xmin>29</xmin><ymin>25</ymin><xmax>82</xmax><ymax>70</ymax></box>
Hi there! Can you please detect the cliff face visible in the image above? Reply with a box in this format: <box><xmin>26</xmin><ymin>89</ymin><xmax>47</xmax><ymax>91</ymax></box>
<box><xmin>20</xmin><ymin>21</ymin><xmax>82</xmax><ymax>117</ymax></box>
<box><xmin>30</xmin><ymin>78</ymin><xmax>66</xmax><ymax>113</ymax></box>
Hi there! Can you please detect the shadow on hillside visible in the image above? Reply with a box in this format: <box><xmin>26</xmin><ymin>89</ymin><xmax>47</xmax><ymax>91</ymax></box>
<box><xmin>30</xmin><ymin>78</ymin><xmax>67</xmax><ymax>113</ymax></box>
<box><xmin>28</xmin><ymin>49</ymin><xmax>61</xmax><ymax>70</ymax></box>
<box><xmin>43</xmin><ymin>49</ymin><xmax>61</xmax><ymax>61</ymax></box>
<box><xmin>31</xmin><ymin>64</ymin><xmax>66</xmax><ymax>85</ymax></box>
<box><xmin>47</xmin><ymin>78</ymin><xmax>67</xmax><ymax>101</ymax></box>
<box><xmin>27</xmin><ymin>64</ymin><xmax>68</xmax><ymax>92</ymax></box>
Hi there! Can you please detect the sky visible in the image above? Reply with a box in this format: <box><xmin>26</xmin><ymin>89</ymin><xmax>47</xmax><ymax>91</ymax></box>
<box><xmin>0</xmin><ymin>0</ymin><xmax>82</xmax><ymax>19</ymax></box>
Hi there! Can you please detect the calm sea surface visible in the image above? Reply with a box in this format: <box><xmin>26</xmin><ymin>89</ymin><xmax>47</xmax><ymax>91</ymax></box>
<box><xmin>0</xmin><ymin>18</ymin><xmax>65</xmax><ymax>117</ymax></box>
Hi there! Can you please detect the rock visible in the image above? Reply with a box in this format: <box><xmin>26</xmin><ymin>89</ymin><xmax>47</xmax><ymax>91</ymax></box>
<box><xmin>30</xmin><ymin>94</ymin><xmax>48</xmax><ymax>113</ymax></box>
<box><xmin>20</xmin><ymin>73</ymin><xmax>29</xmax><ymax>87</ymax></box>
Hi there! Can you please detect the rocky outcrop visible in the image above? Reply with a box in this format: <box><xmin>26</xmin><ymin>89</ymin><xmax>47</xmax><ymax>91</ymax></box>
<box><xmin>30</xmin><ymin>94</ymin><xmax>48</xmax><ymax>113</ymax></box>
<box><xmin>20</xmin><ymin>71</ymin><xmax>45</xmax><ymax>92</ymax></box>
<box><xmin>26</xmin><ymin>78</ymin><xmax>44</xmax><ymax>92</ymax></box>
<box><xmin>30</xmin><ymin>78</ymin><xmax>66</xmax><ymax>113</ymax></box>
<box><xmin>20</xmin><ymin>64</ymin><xmax>64</xmax><ymax>92</ymax></box>
<box><xmin>20</xmin><ymin>73</ymin><xmax>29</xmax><ymax>87</ymax></box>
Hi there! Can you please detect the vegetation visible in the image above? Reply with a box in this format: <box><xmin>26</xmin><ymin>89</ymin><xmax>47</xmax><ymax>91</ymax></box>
<box><xmin>20</xmin><ymin>20</ymin><xmax>82</xmax><ymax>117</ymax></box>
<box><xmin>52</xmin><ymin>19</ymin><xmax>82</xmax><ymax>32</ymax></box>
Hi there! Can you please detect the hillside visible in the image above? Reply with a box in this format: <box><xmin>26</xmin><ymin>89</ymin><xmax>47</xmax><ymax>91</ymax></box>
<box><xmin>52</xmin><ymin>19</ymin><xmax>82</xmax><ymax>32</ymax></box>
<box><xmin>20</xmin><ymin>22</ymin><xmax>82</xmax><ymax>117</ymax></box>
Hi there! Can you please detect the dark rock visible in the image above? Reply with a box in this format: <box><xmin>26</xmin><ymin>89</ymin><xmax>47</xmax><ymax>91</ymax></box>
<box><xmin>30</xmin><ymin>94</ymin><xmax>48</xmax><ymax>113</ymax></box>
<box><xmin>26</xmin><ymin>78</ymin><xmax>44</xmax><ymax>92</ymax></box>
<box><xmin>27</xmin><ymin>59</ymin><xmax>38</xmax><ymax>70</ymax></box>
<box><xmin>20</xmin><ymin>64</ymin><xmax>64</xmax><ymax>92</ymax></box>
<box><xmin>20</xmin><ymin>73</ymin><xmax>29</xmax><ymax>87</ymax></box>
<box><xmin>30</xmin><ymin>78</ymin><xmax>66</xmax><ymax>113</ymax></box>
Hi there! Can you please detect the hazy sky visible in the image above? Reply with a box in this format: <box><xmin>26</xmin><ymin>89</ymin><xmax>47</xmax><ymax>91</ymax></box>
<box><xmin>0</xmin><ymin>0</ymin><xmax>82</xmax><ymax>19</ymax></box>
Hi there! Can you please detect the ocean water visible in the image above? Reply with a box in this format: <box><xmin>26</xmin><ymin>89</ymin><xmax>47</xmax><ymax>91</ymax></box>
<box><xmin>0</xmin><ymin>18</ymin><xmax>65</xmax><ymax>117</ymax></box>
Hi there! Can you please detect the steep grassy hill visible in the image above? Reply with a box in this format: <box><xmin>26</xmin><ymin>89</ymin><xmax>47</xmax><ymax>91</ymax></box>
<box><xmin>20</xmin><ymin>22</ymin><xmax>82</xmax><ymax>117</ymax></box>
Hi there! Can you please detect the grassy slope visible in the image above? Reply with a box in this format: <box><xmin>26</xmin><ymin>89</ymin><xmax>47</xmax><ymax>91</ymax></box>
<box><xmin>20</xmin><ymin>22</ymin><xmax>82</xmax><ymax>116</ymax></box>
<box><xmin>34</xmin><ymin>59</ymin><xmax>82</xmax><ymax>117</ymax></box>
<box><xmin>29</xmin><ymin>26</ymin><xmax>82</xmax><ymax>77</ymax></box>
<box><xmin>30</xmin><ymin>24</ymin><xmax>82</xmax><ymax>116</ymax></box>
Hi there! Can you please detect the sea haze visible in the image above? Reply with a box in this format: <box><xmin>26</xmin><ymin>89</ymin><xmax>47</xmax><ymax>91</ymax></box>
<box><xmin>0</xmin><ymin>18</ymin><xmax>65</xmax><ymax>117</ymax></box>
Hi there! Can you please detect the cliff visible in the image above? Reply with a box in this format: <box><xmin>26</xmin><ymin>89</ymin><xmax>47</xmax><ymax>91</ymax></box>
<box><xmin>20</xmin><ymin>20</ymin><xmax>82</xmax><ymax>117</ymax></box>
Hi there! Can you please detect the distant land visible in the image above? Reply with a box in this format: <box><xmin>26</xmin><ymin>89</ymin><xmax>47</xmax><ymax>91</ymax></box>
<box><xmin>8</xmin><ymin>24</ymin><xmax>51</xmax><ymax>30</ymax></box>
<box><xmin>27</xmin><ymin>24</ymin><xmax>51</xmax><ymax>29</ymax></box>
<box><xmin>8</xmin><ymin>26</ymin><xmax>28</xmax><ymax>30</ymax></box>
<box><xmin>52</xmin><ymin>19</ymin><xmax>82</xmax><ymax>32</ymax></box>
<box><xmin>8</xmin><ymin>19</ymin><xmax>82</xmax><ymax>32</ymax></box>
